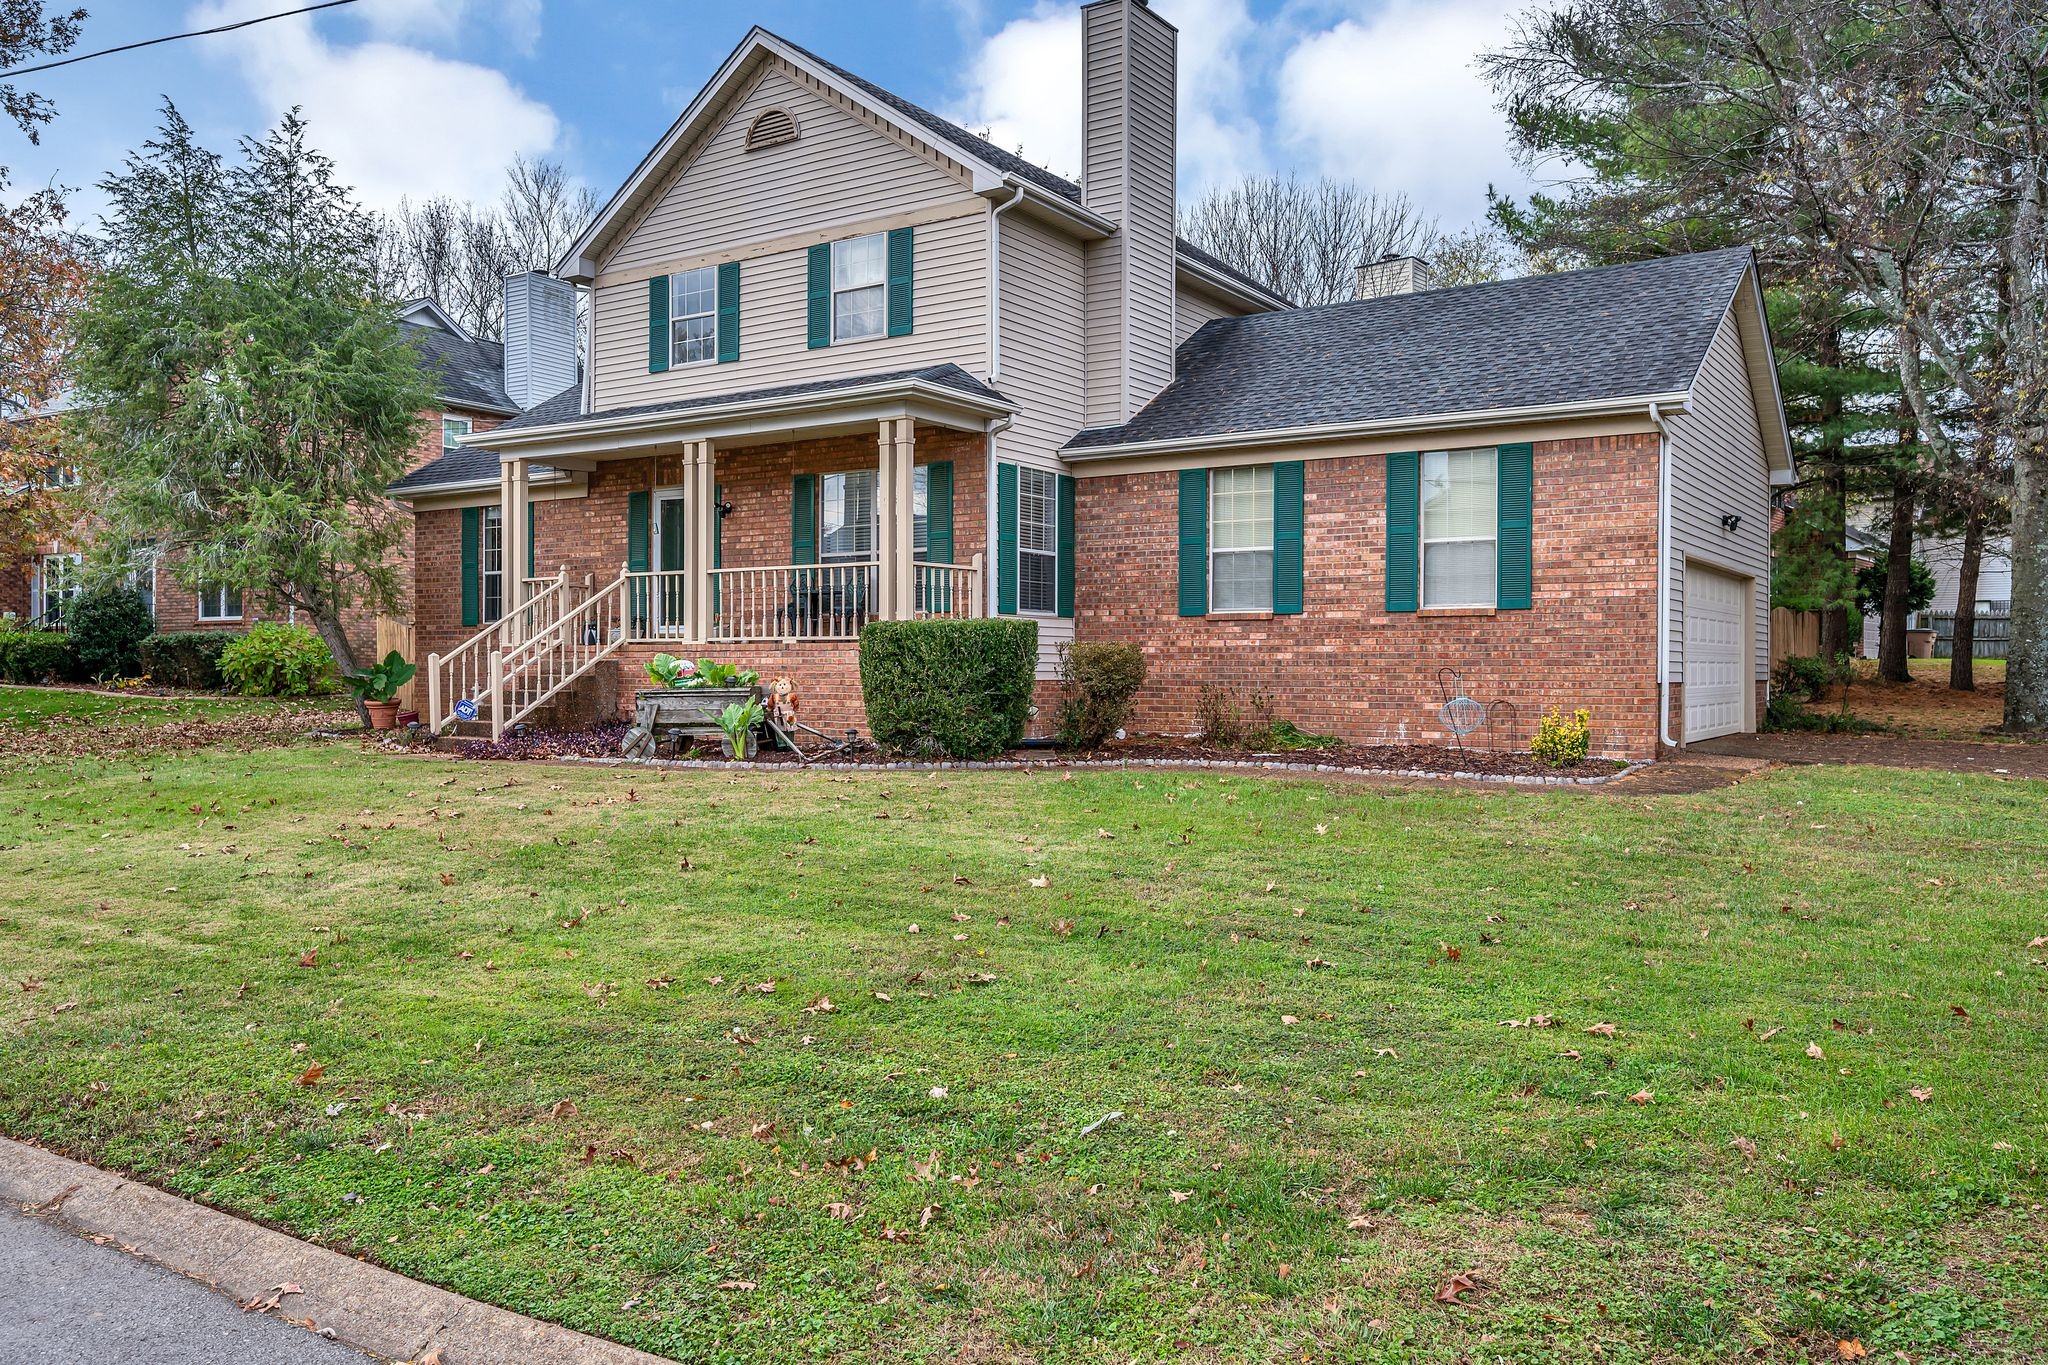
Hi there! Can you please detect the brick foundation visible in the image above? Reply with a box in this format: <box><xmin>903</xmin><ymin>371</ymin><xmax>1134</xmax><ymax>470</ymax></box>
<box><xmin>1074</xmin><ymin>435</ymin><xmax>1666</xmax><ymax>759</ymax></box>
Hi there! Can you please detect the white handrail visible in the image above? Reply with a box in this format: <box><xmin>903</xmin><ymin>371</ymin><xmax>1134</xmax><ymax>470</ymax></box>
<box><xmin>424</xmin><ymin>569</ymin><xmax>568</xmax><ymax>731</ymax></box>
<box><xmin>486</xmin><ymin>568</ymin><xmax>633</xmax><ymax>740</ymax></box>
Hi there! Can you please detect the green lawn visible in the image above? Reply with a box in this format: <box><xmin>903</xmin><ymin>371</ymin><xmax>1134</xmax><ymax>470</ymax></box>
<box><xmin>0</xmin><ymin>691</ymin><xmax>2043</xmax><ymax>1362</ymax></box>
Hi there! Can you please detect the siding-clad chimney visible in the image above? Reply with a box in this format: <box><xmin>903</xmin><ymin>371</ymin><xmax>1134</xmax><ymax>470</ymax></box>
<box><xmin>1355</xmin><ymin>254</ymin><xmax>1434</xmax><ymax>300</ymax></box>
<box><xmin>1081</xmin><ymin>0</ymin><xmax>1177</xmax><ymax>427</ymax></box>
<box><xmin>502</xmin><ymin>271</ymin><xmax>579</xmax><ymax>410</ymax></box>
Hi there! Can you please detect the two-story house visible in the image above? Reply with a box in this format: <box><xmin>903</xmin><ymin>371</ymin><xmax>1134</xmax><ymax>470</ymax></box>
<box><xmin>395</xmin><ymin>0</ymin><xmax>1793</xmax><ymax>758</ymax></box>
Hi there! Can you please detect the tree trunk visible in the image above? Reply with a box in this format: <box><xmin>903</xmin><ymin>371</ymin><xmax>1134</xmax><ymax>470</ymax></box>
<box><xmin>1815</xmin><ymin>328</ymin><xmax>1852</xmax><ymax>662</ymax></box>
<box><xmin>1878</xmin><ymin>476</ymin><xmax>1916</xmax><ymax>684</ymax></box>
<box><xmin>2008</xmin><ymin>440</ymin><xmax>2048</xmax><ymax>733</ymax></box>
<box><xmin>309</xmin><ymin>610</ymin><xmax>370</xmax><ymax>728</ymax></box>
<box><xmin>1950</xmin><ymin>512</ymin><xmax>1983</xmax><ymax>692</ymax></box>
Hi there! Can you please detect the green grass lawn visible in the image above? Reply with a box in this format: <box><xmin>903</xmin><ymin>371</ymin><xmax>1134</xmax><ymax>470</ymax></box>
<box><xmin>0</xmin><ymin>691</ymin><xmax>2043</xmax><ymax>1362</ymax></box>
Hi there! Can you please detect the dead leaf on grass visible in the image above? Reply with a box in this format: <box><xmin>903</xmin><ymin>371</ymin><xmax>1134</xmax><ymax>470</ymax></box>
<box><xmin>1583</xmin><ymin>1022</ymin><xmax>1617</xmax><ymax>1037</ymax></box>
<box><xmin>293</xmin><ymin>1063</ymin><xmax>324</xmax><ymax>1087</ymax></box>
<box><xmin>1434</xmin><ymin>1272</ymin><xmax>1479</xmax><ymax>1304</ymax></box>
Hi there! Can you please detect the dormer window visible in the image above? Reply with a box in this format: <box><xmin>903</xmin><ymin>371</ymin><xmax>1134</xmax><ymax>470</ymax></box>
<box><xmin>745</xmin><ymin>108</ymin><xmax>799</xmax><ymax>151</ymax></box>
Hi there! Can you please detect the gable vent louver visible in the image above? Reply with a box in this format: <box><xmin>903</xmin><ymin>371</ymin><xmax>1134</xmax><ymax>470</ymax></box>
<box><xmin>745</xmin><ymin>108</ymin><xmax>799</xmax><ymax>151</ymax></box>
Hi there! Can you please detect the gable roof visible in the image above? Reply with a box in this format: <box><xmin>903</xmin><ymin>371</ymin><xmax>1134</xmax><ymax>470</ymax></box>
<box><xmin>559</xmin><ymin>27</ymin><xmax>1289</xmax><ymax>310</ymax></box>
<box><xmin>403</xmin><ymin>317</ymin><xmax>516</xmax><ymax>416</ymax></box>
<box><xmin>1065</xmin><ymin>248</ymin><xmax>1772</xmax><ymax>456</ymax></box>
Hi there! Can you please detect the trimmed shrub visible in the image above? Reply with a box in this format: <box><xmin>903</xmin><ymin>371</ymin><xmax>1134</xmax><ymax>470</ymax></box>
<box><xmin>1532</xmin><ymin>707</ymin><xmax>1593</xmax><ymax>767</ymax></box>
<box><xmin>140</xmin><ymin>630</ymin><xmax>239</xmax><ymax>690</ymax></box>
<box><xmin>859</xmin><ymin>619</ymin><xmax>1037</xmax><ymax>759</ymax></box>
<box><xmin>66</xmin><ymin>586</ymin><xmax>156</xmax><ymax>681</ymax></box>
<box><xmin>0</xmin><ymin>630</ymin><xmax>77</xmax><ymax>683</ymax></box>
<box><xmin>218</xmin><ymin>623</ymin><xmax>334</xmax><ymax>697</ymax></box>
<box><xmin>1055</xmin><ymin>641</ymin><xmax>1147</xmax><ymax>749</ymax></box>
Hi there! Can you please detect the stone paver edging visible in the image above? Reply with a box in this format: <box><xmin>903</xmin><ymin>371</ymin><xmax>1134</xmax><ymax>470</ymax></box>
<box><xmin>0</xmin><ymin>1137</ymin><xmax>669</xmax><ymax>1365</ymax></box>
<box><xmin>541</xmin><ymin>751</ymin><xmax>1650</xmax><ymax>785</ymax></box>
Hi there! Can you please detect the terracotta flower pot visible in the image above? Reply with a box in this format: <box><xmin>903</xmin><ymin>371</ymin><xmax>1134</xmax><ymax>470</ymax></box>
<box><xmin>365</xmin><ymin>700</ymin><xmax>400</xmax><ymax>730</ymax></box>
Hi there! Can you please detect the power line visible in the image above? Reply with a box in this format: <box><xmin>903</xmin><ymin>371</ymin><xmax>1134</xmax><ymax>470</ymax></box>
<box><xmin>0</xmin><ymin>0</ymin><xmax>363</xmax><ymax>80</ymax></box>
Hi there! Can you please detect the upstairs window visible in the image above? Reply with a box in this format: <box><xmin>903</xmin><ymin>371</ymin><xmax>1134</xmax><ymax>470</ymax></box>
<box><xmin>442</xmin><ymin>416</ymin><xmax>472</xmax><ymax>450</ymax></box>
<box><xmin>1420</xmin><ymin>447</ymin><xmax>1498</xmax><ymax>608</ymax></box>
<box><xmin>831</xmin><ymin>233</ymin><xmax>887</xmax><ymax>342</ymax></box>
<box><xmin>669</xmin><ymin>265</ymin><xmax>718</xmax><ymax>366</ymax></box>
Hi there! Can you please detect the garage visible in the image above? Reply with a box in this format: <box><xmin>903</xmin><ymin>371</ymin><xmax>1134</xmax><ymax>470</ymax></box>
<box><xmin>1684</xmin><ymin>562</ymin><xmax>1751</xmax><ymax>741</ymax></box>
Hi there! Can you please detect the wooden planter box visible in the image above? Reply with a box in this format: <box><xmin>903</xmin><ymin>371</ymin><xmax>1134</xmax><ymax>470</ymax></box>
<box><xmin>623</xmin><ymin>686</ymin><xmax>759</xmax><ymax>758</ymax></box>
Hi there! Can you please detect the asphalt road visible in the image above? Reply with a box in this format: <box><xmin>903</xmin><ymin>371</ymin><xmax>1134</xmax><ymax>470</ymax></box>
<box><xmin>0</xmin><ymin>1206</ymin><xmax>381</xmax><ymax>1363</ymax></box>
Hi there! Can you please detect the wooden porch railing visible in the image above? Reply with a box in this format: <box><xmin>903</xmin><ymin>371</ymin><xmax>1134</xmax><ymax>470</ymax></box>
<box><xmin>486</xmin><ymin>568</ymin><xmax>633</xmax><ymax>739</ymax></box>
<box><xmin>913</xmin><ymin>556</ymin><xmax>982</xmax><ymax>620</ymax></box>
<box><xmin>425</xmin><ymin>569</ymin><xmax>570</xmax><ymax>732</ymax></box>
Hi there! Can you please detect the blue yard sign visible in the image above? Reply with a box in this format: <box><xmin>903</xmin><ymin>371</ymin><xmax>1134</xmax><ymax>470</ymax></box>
<box><xmin>454</xmin><ymin>698</ymin><xmax>478</xmax><ymax>722</ymax></box>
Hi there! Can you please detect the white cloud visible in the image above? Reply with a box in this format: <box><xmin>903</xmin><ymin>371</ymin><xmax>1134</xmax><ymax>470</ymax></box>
<box><xmin>1275</xmin><ymin>0</ymin><xmax>1532</xmax><ymax>227</ymax></box>
<box><xmin>355</xmin><ymin>0</ymin><xmax>543</xmax><ymax>57</ymax></box>
<box><xmin>945</xmin><ymin>0</ymin><xmax>1265</xmax><ymax>192</ymax></box>
<box><xmin>188</xmin><ymin>0</ymin><xmax>560</xmax><ymax>212</ymax></box>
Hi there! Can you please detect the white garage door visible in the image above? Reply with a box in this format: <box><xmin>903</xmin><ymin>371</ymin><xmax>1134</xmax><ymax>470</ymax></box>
<box><xmin>1684</xmin><ymin>563</ymin><xmax>1749</xmax><ymax>741</ymax></box>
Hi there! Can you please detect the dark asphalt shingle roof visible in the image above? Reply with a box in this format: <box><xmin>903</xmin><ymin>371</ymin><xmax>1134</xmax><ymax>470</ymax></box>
<box><xmin>391</xmin><ymin>365</ymin><xmax>1009</xmax><ymax>493</ymax></box>
<box><xmin>404</xmin><ymin>319</ymin><xmax>516</xmax><ymax>414</ymax></box>
<box><xmin>1065</xmin><ymin>248</ymin><xmax>1754</xmax><ymax>451</ymax></box>
<box><xmin>772</xmin><ymin>32</ymin><xmax>1286</xmax><ymax>308</ymax></box>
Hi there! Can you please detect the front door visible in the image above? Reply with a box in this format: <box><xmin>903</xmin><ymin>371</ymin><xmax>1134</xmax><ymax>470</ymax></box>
<box><xmin>654</xmin><ymin>491</ymin><xmax>687</xmax><ymax>636</ymax></box>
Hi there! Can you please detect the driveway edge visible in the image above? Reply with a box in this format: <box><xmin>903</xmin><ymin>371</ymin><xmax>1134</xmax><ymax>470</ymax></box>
<box><xmin>0</xmin><ymin>1136</ymin><xmax>670</xmax><ymax>1365</ymax></box>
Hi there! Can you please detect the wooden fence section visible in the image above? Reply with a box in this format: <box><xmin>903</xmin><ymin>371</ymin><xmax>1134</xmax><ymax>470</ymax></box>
<box><xmin>373</xmin><ymin>615</ymin><xmax>418</xmax><ymax>712</ymax></box>
<box><xmin>1931</xmin><ymin>610</ymin><xmax>2011</xmax><ymax>660</ymax></box>
<box><xmin>1770</xmin><ymin>608</ymin><xmax>1821</xmax><ymax>668</ymax></box>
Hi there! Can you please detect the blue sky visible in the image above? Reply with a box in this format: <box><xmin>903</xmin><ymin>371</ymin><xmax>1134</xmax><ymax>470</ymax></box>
<box><xmin>3</xmin><ymin>0</ymin><xmax>1539</xmax><ymax>236</ymax></box>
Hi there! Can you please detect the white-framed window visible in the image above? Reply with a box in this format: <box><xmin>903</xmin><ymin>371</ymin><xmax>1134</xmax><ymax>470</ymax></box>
<box><xmin>1017</xmin><ymin>466</ymin><xmax>1057</xmax><ymax>614</ymax></box>
<box><xmin>669</xmin><ymin>265</ymin><xmax>718</xmax><ymax>366</ymax></box>
<box><xmin>819</xmin><ymin>467</ymin><xmax>929</xmax><ymax>563</ymax></box>
<box><xmin>480</xmin><ymin>506</ymin><xmax>504</xmax><ymax>621</ymax></box>
<box><xmin>442</xmin><ymin>416</ymin><xmax>472</xmax><ymax>450</ymax></box>
<box><xmin>831</xmin><ymin>233</ymin><xmax>887</xmax><ymax>343</ymax></box>
<box><xmin>1210</xmin><ymin>465</ymin><xmax>1275</xmax><ymax>613</ymax></box>
<box><xmin>35</xmin><ymin>552</ymin><xmax>82</xmax><ymax>624</ymax></box>
<box><xmin>127</xmin><ymin>544</ymin><xmax>158</xmax><ymax>619</ymax></box>
<box><xmin>1421</xmin><ymin>447</ymin><xmax>1499</xmax><ymax>608</ymax></box>
<box><xmin>197</xmin><ymin>581</ymin><xmax>243</xmax><ymax>622</ymax></box>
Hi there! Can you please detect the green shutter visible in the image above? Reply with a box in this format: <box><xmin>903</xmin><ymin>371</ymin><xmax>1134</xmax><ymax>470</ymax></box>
<box><xmin>627</xmin><ymin>490</ymin><xmax>651</xmax><ymax>571</ymax></box>
<box><xmin>460</xmin><ymin>506</ymin><xmax>481</xmax><ymax>627</ymax></box>
<box><xmin>525</xmin><ymin>499</ymin><xmax>536</xmax><ymax>579</ymax></box>
<box><xmin>1384</xmin><ymin>452</ymin><xmax>1419</xmax><ymax>613</ymax></box>
<box><xmin>925</xmin><ymin>461</ymin><xmax>953</xmax><ymax>564</ymax></box>
<box><xmin>1177</xmin><ymin>468</ymin><xmax>1208</xmax><ymax>617</ymax></box>
<box><xmin>806</xmin><ymin>244</ymin><xmax>831</xmax><ymax>349</ymax></box>
<box><xmin>995</xmin><ymin>461</ymin><xmax>1018</xmax><ymax>615</ymax></box>
<box><xmin>1496</xmin><ymin>442</ymin><xmax>1533</xmax><ymax>610</ymax></box>
<box><xmin>716</xmin><ymin>261</ymin><xmax>740</xmax><ymax>363</ymax></box>
<box><xmin>791</xmin><ymin>474</ymin><xmax>817</xmax><ymax>563</ymax></box>
<box><xmin>886</xmin><ymin>227</ymin><xmax>914</xmax><ymax>336</ymax></box>
<box><xmin>1056</xmin><ymin>472</ymin><xmax>1076</xmax><ymax>618</ymax></box>
<box><xmin>647</xmin><ymin>275</ymin><xmax>669</xmax><ymax>373</ymax></box>
<box><xmin>1273</xmin><ymin>460</ymin><xmax>1304</xmax><ymax>614</ymax></box>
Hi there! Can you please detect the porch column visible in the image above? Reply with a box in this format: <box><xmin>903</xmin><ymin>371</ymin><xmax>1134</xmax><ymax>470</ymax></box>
<box><xmin>878</xmin><ymin>417</ymin><xmax>916</xmax><ymax>619</ymax></box>
<box><xmin>500</xmin><ymin>458</ymin><xmax>529</xmax><ymax>644</ymax></box>
<box><xmin>681</xmin><ymin>439</ymin><xmax>715</xmax><ymax>642</ymax></box>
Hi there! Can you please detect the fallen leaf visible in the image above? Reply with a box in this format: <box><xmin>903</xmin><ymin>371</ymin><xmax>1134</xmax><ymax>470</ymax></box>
<box><xmin>293</xmin><ymin>1063</ymin><xmax>324</xmax><ymax>1087</ymax></box>
<box><xmin>1583</xmin><ymin>1022</ymin><xmax>1617</xmax><ymax>1037</ymax></box>
<box><xmin>1908</xmin><ymin>1086</ymin><xmax>1933</xmax><ymax>1103</ymax></box>
<box><xmin>919</xmin><ymin>1203</ymin><xmax>939</xmax><ymax>1230</ymax></box>
<box><xmin>717</xmin><ymin>1280</ymin><xmax>756</xmax><ymax>1291</ymax></box>
<box><xmin>1730</xmin><ymin>1136</ymin><xmax>1759</xmax><ymax>1161</ymax></box>
<box><xmin>1169</xmin><ymin>1190</ymin><xmax>1192</xmax><ymax>1203</ymax></box>
<box><xmin>1628</xmin><ymin>1089</ymin><xmax>1653</xmax><ymax>1105</ymax></box>
<box><xmin>825</xmin><ymin>1201</ymin><xmax>858</xmax><ymax>1221</ymax></box>
<box><xmin>1028</xmin><ymin>875</ymin><xmax>1050</xmax><ymax>889</ymax></box>
<box><xmin>296</xmin><ymin>950</ymin><xmax>317</xmax><ymax>968</ymax></box>
<box><xmin>802</xmin><ymin>996</ymin><xmax>836</xmax><ymax>1014</ymax></box>
<box><xmin>1837</xmin><ymin>1340</ymin><xmax>1869</xmax><ymax>1361</ymax></box>
<box><xmin>1281</xmin><ymin>1015</ymin><xmax>1299</xmax><ymax>1026</ymax></box>
<box><xmin>1434</xmin><ymin>1272</ymin><xmax>1479</xmax><ymax>1304</ymax></box>
<box><xmin>1806</xmin><ymin>1042</ymin><xmax>1826</xmax><ymax>1060</ymax></box>
<box><xmin>548</xmin><ymin>1100</ymin><xmax>578</xmax><ymax>1120</ymax></box>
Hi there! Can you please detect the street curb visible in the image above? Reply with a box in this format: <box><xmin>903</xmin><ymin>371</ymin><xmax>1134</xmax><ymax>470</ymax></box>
<box><xmin>0</xmin><ymin>1137</ymin><xmax>671</xmax><ymax>1365</ymax></box>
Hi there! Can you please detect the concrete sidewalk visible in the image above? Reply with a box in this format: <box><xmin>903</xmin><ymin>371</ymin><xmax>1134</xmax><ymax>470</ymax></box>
<box><xmin>0</xmin><ymin>1206</ymin><xmax>379</xmax><ymax>1364</ymax></box>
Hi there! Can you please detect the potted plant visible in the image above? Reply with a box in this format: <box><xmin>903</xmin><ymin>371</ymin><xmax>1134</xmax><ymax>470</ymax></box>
<box><xmin>715</xmin><ymin>698</ymin><xmax>765</xmax><ymax>760</ymax></box>
<box><xmin>346</xmin><ymin>650</ymin><xmax>418</xmax><ymax>730</ymax></box>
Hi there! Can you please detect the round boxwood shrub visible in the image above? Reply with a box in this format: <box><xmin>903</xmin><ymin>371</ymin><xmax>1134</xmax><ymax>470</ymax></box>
<box><xmin>0</xmin><ymin>629</ymin><xmax>77</xmax><ymax>683</ymax></box>
<box><xmin>218</xmin><ymin>622</ymin><xmax>334</xmax><ymax>697</ymax></box>
<box><xmin>858</xmin><ymin>618</ymin><xmax>1037</xmax><ymax>759</ymax></box>
<box><xmin>1055</xmin><ymin>641</ymin><xmax>1147</xmax><ymax>749</ymax></box>
<box><xmin>139</xmin><ymin>631</ymin><xmax>239</xmax><ymax>690</ymax></box>
<box><xmin>66</xmin><ymin>585</ymin><xmax>156</xmax><ymax>681</ymax></box>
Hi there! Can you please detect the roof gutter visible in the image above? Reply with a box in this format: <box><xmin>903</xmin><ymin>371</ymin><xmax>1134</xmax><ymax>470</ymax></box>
<box><xmin>462</xmin><ymin>375</ymin><xmax>1018</xmax><ymax>454</ymax></box>
<box><xmin>1062</xmin><ymin>391</ymin><xmax>1692</xmax><ymax>461</ymax></box>
<box><xmin>1176</xmin><ymin>253</ymin><xmax>1291</xmax><ymax>313</ymax></box>
<box><xmin>388</xmin><ymin>465</ymin><xmax>574</xmax><ymax>502</ymax></box>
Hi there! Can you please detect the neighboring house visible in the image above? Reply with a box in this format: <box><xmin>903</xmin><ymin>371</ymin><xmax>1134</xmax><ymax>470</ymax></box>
<box><xmin>1856</xmin><ymin>531</ymin><xmax>2012</xmax><ymax>659</ymax></box>
<box><xmin>398</xmin><ymin>2</ymin><xmax>1793</xmax><ymax>757</ymax></box>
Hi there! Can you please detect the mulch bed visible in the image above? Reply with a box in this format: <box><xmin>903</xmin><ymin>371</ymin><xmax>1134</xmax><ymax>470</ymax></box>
<box><xmin>414</xmin><ymin>725</ymin><xmax>1626</xmax><ymax>782</ymax></box>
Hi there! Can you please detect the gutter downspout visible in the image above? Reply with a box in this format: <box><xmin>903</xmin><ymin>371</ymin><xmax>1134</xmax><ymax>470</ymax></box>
<box><xmin>1650</xmin><ymin>401</ymin><xmax>1678</xmax><ymax>751</ymax></box>
<box><xmin>987</xmin><ymin>181</ymin><xmax>1027</xmax><ymax>384</ymax></box>
<box><xmin>985</xmin><ymin>414</ymin><xmax>1014</xmax><ymax>617</ymax></box>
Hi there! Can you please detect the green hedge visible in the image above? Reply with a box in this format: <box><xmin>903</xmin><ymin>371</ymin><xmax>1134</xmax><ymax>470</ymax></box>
<box><xmin>0</xmin><ymin>629</ymin><xmax>78</xmax><ymax>683</ymax></box>
<box><xmin>140</xmin><ymin>630</ymin><xmax>241</xmax><ymax>690</ymax></box>
<box><xmin>66</xmin><ymin>586</ymin><xmax>156</xmax><ymax>681</ymax></box>
<box><xmin>219</xmin><ymin>622</ymin><xmax>333</xmax><ymax>697</ymax></box>
<box><xmin>858</xmin><ymin>619</ymin><xmax>1037</xmax><ymax>759</ymax></box>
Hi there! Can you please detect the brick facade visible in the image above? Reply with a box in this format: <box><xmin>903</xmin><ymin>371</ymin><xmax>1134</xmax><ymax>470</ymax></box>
<box><xmin>1074</xmin><ymin>434</ymin><xmax>1665</xmax><ymax>759</ymax></box>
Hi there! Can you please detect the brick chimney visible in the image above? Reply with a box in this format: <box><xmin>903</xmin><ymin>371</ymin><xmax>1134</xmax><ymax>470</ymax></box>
<box><xmin>501</xmin><ymin>271</ymin><xmax>579</xmax><ymax>410</ymax></box>
<box><xmin>1355</xmin><ymin>254</ymin><xmax>1434</xmax><ymax>300</ymax></box>
<box><xmin>1080</xmin><ymin>0</ymin><xmax>1177</xmax><ymax>427</ymax></box>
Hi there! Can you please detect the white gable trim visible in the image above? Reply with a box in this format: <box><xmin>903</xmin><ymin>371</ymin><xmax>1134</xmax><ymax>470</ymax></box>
<box><xmin>1689</xmin><ymin>259</ymin><xmax>1794</xmax><ymax>485</ymax></box>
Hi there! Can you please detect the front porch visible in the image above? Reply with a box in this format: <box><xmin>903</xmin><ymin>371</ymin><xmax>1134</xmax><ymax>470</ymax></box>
<box><xmin>425</xmin><ymin>368</ymin><xmax>1007</xmax><ymax>736</ymax></box>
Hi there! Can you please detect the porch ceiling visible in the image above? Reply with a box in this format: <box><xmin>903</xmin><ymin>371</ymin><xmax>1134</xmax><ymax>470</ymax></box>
<box><xmin>464</xmin><ymin>363</ymin><xmax>1013</xmax><ymax>463</ymax></box>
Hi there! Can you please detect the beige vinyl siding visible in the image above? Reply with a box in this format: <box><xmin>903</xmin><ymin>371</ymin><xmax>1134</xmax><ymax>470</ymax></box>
<box><xmin>1079</xmin><ymin>0</ymin><xmax>1177</xmax><ymax>426</ymax></box>
<box><xmin>602</xmin><ymin>61</ymin><xmax>971</xmax><ymax>276</ymax></box>
<box><xmin>993</xmin><ymin>214</ymin><xmax>1087</xmax><ymax>676</ymax></box>
<box><xmin>1666</xmin><ymin>305</ymin><xmax>1773</xmax><ymax>684</ymax></box>
<box><xmin>1174</xmin><ymin>282</ymin><xmax>1245</xmax><ymax>348</ymax></box>
<box><xmin>591</xmin><ymin>204</ymin><xmax>989</xmax><ymax>411</ymax></box>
